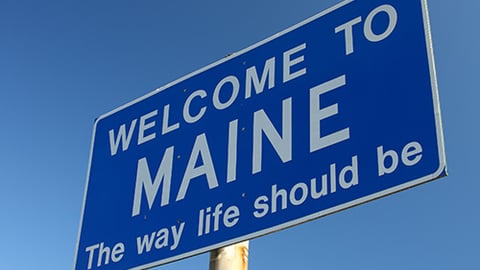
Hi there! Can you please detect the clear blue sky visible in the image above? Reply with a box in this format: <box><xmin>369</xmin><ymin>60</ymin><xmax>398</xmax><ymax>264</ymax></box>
<box><xmin>0</xmin><ymin>0</ymin><xmax>478</xmax><ymax>269</ymax></box>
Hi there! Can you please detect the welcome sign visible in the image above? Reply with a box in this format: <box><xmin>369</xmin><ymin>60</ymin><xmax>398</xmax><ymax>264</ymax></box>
<box><xmin>74</xmin><ymin>0</ymin><xmax>446</xmax><ymax>269</ymax></box>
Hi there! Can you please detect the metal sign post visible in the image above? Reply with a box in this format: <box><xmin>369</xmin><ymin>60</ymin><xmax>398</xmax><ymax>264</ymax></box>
<box><xmin>209</xmin><ymin>241</ymin><xmax>249</xmax><ymax>270</ymax></box>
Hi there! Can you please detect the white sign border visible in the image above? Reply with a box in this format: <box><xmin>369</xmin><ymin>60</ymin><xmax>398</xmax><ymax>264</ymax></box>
<box><xmin>73</xmin><ymin>0</ymin><xmax>447</xmax><ymax>269</ymax></box>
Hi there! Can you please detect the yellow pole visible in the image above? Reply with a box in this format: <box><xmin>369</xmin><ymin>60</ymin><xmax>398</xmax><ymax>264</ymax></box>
<box><xmin>209</xmin><ymin>241</ymin><xmax>249</xmax><ymax>270</ymax></box>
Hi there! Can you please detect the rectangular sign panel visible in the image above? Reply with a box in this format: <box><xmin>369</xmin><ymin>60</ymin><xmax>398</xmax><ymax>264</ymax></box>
<box><xmin>74</xmin><ymin>0</ymin><xmax>446</xmax><ymax>269</ymax></box>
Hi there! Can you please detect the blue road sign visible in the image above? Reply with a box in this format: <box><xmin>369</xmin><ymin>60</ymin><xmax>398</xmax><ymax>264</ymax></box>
<box><xmin>74</xmin><ymin>0</ymin><xmax>446</xmax><ymax>269</ymax></box>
